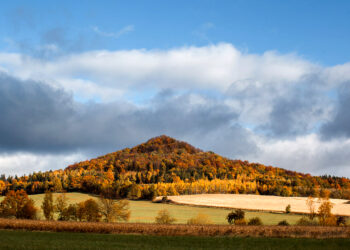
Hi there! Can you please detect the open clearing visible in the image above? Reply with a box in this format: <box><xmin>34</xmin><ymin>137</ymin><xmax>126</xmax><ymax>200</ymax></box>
<box><xmin>1</xmin><ymin>193</ymin><xmax>304</xmax><ymax>225</ymax></box>
<box><xmin>163</xmin><ymin>194</ymin><xmax>350</xmax><ymax>216</ymax></box>
<box><xmin>1</xmin><ymin>230</ymin><xmax>349</xmax><ymax>250</ymax></box>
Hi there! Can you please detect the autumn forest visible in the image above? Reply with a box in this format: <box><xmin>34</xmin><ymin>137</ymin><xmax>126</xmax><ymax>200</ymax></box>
<box><xmin>0</xmin><ymin>136</ymin><xmax>348</xmax><ymax>201</ymax></box>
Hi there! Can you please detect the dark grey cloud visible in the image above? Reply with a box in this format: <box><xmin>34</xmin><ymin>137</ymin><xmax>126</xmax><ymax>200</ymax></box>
<box><xmin>0</xmin><ymin>73</ymin><xmax>256</xmax><ymax>158</ymax></box>
<box><xmin>255</xmin><ymin>75</ymin><xmax>329</xmax><ymax>138</ymax></box>
<box><xmin>262</xmin><ymin>88</ymin><xmax>325</xmax><ymax>137</ymax></box>
<box><xmin>321</xmin><ymin>83</ymin><xmax>350</xmax><ymax>139</ymax></box>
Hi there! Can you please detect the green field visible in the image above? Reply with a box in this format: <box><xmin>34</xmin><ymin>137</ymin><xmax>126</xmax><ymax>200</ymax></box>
<box><xmin>0</xmin><ymin>230</ymin><xmax>349</xmax><ymax>250</ymax></box>
<box><xmin>1</xmin><ymin>192</ymin><xmax>304</xmax><ymax>225</ymax></box>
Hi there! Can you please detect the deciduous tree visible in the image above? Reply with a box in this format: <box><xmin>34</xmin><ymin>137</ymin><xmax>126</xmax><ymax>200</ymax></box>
<box><xmin>41</xmin><ymin>190</ymin><xmax>54</xmax><ymax>220</ymax></box>
<box><xmin>0</xmin><ymin>190</ymin><xmax>37</xmax><ymax>219</ymax></box>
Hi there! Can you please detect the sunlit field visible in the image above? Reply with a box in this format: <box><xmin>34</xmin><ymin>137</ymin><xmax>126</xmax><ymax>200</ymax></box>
<box><xmin>1</xmin><ymin>192</ymin><xmax>305</xmax><ymax>225</ymax></box>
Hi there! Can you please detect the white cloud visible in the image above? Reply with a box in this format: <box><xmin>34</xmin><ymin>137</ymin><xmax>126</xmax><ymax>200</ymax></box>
<box><xmin>0</xmin><ymin>152</ymin><xmax>87</xmax><ymax>176</ymax></box>
<box><xmin>0</xmin><ymin>43</ymin><xmax>317</xmax><ymax>97</ymax></box>
<box><xmin>1</xmin><ymin>43</ymin><xmax>350</xmax><ymax>177</ymax></box>
<box><xmin>252</xmin><ymin>134</ymin><xmax>350</xmax><ymax>177</ymax></box>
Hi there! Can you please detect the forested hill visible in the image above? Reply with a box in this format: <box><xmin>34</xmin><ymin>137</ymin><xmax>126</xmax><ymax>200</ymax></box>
<box><xmin>1</xmin><ymin>135</ymin><xmax>350</xmax><ymax>199</ymax></box>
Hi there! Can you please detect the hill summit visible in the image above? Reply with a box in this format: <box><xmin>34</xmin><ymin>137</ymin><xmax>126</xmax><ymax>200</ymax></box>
<box><xmin>130</xmin><ymin>135</ymin><xmax>202</xmax><ymax>154</ymax></box>
<box><xmin>62</xmin><ymin>135</ymin><xmax>350</xmax><ymax>200</ymax></box>
<box><xmin>2</xmin><ymin>135</ymin><xmax>349</xmax><ymax>200</ymax></box>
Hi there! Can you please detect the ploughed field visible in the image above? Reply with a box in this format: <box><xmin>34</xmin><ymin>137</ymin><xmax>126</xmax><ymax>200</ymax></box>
<box><xmin>0</xmin><ymin>193</ymin><xmax>305</xmax><ymax>225</ymax></box>
<box><xmin>161</xmin><ymin>194</ymin><xmax>350</xmax><ymax>216</ymax></box>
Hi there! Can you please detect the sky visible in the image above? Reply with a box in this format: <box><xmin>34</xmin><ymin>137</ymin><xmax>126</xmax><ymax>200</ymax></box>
<box><xmin>1</xmin><ymin>0</ymin><xmax>350</xmax><ymax>177</ymax></box>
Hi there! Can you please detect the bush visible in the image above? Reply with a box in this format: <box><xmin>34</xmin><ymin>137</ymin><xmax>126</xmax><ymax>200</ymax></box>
<box><xmin>336</xmin><ymin>216</ymin><xmax>347</xmax><ymax>226</ymax></box>
<box><xmin>61</xmin><ymin>204</ymin><xmax>78</xmax><ymax>221</ymax></box>
<box><xmin>277</xmin><ymin>220</ymin><xmax>290</xmax><ymax>226</ymax></box>
<box><xmin>296</xmin><ymin>217</ymin><xmax>318</xmax><ymax>226</ymax></box>
<box><xmin>187</xmin><ymin>213</ymin><xmax>212</xmax><ymax>225</ymax></box>
<box><xmin>74</xmin><ymin>199</ymin><xmax>101</xmax><ymax>222</ymax></box>
<box><xmin>155</xmin><ymin>209</ymin><xmax>176</xmax><ymax>224</ymax></box>
<box><xmin>248</xmin><ymin>217</ymin><xmax>263</xmax><ymax>225</ymax></box>
<box><xmin>285</xmin><ymin>204</ymin><xmax>291</xmax><ymax>213</ymax></box>
<box><xmin>234</xmin><ymin>218</ymin><xmax>247</xmax><ymax>225</ymax></box>
<box><xmin>227</xmin><ymin>209</ymin><xmax>245</xmax><ymax>224</ymax></box>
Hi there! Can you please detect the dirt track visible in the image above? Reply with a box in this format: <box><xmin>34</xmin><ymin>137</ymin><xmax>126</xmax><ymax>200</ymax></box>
<box><xmin>162</xmin><ymin>194</ymin><xmax>350</xmax><ymax>216</ymax></box>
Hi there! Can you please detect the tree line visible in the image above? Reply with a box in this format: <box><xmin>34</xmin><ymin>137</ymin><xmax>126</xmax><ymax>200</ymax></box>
<box><xmin>0</xmin><ymin>189</ymin><xmax>130</xmax><ymax>223</ymax></box>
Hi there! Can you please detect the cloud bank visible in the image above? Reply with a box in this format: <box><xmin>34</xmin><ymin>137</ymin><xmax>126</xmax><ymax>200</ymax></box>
<box><xmin>0</xmin><ymin>43</ymin><xmax>350</xmax><ymax>177</ymax></box>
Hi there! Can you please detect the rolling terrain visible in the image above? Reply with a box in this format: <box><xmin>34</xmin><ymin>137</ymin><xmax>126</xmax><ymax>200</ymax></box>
<box><xmin>1</xmin><ymin>192</ymin><xmax>304</xmax><ymax>225</ymax></box>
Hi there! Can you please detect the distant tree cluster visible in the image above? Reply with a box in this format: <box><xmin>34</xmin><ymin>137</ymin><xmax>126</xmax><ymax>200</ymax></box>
<box><xmin>0</xmin><ymin>135</ymin><xmax>349</xmax><ymax>200</ymax></box>
<box><xmin>41</xmin><ymin>191</ymin><xmax>131</xmax><ymax>222</ymax></box>
<box><xmin>296</xmin><ymin>193</ymin><xmax>348</xmax><ymax>226</ymax></box>
<box><xmin>0</xmin><ymin>190</ymin><xmax>37</xmax><ymax>219</ymax></box>
<box><xmin>1</xmin><ymin>189</ymin><xmax>130</xmax><ymax>223</ymax></box>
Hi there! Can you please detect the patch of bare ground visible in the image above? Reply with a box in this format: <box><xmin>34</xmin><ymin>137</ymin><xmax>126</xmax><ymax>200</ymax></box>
<box><xmin>158</xmin><ymin>194</ymin><xmax>350</xmax><ymax>216</ymax></box>
<box><xmin>0</xmin><ymin>218</ymin><xmax>349</xmax><ymax>238</ymax></box>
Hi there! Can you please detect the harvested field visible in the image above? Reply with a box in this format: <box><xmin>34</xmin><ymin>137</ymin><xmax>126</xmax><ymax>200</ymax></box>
<box><xmin>0</xmin><ymin>218</ymin><xmax>349</xmax><ymax>238</ymax></box>
<box><xmin>161</xmin><ymin>194</ymin><xmax>350</xmax><ymax>216</ymax></box>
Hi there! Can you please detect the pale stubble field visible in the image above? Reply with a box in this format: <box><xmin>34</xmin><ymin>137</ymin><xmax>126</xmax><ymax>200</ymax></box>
<box><xmin>162</xmin><ymin>194</ymin><xmax>350</xmax><ymax>216</ymax></box>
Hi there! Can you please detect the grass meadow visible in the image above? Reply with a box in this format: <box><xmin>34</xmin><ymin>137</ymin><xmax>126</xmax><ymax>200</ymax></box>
<box><xmin>0</xmin><ymin>192</ymin><xmax>304</xmax><ymax>225</ymax></box>
<box><xmin>0</xmin><ymin>229</ymin><xmax>349</xmax><ymax>250</ymax></box>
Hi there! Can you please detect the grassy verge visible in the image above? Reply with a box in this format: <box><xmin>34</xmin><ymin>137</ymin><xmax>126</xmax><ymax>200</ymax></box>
<box><xmin>0</xmin><ymin>230</ymin><xmax>350</xmax><ymax>250</ymax></box>
<box><xmin>0</xmin><ymin>218</ymin><xmax>349</xmax><ymax>238</ymax></box>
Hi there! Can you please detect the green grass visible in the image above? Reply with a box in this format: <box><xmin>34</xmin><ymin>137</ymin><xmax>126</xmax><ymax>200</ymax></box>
<box><xmin>0</xmin><ymin>230</ymin><xmax>349</xmax><ymax>250</ymax></box>
<box><xmin>1</xmin><ymin>193</ymin><xmax>304</xmax><ymax>225</ymax></box>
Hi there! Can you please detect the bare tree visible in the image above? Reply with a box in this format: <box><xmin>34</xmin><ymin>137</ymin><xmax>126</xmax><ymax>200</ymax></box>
<box><xmin>306</xmin><ymin>196</ymin><xmax>316</xmax><ymax>220</ymax></box>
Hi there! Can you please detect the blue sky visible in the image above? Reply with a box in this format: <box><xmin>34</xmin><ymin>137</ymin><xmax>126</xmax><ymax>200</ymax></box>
<box><xmin>1</xmin><ymin>0</ymin><xmax>350</xmax><ymax>65</ymax></box>
<box><xmin>1</xmin><ymin>0</ymin><xmax>350</xmax><ymax>177</ymax></box>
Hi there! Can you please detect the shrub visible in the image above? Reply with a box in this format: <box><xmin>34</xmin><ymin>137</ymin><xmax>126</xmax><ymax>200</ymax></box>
<box><xmin>336</xmin><ymin>216</ymin><xmax>347</xmax><ymax>226</ymax></box>
<box><xmin>248</xmin><ymin>217</ymin><xmax>263</xmax><ymax>225</ymax></box>
<box><xmin>297</xmin><ymin>217</ymin><xmax>318</xmax><ymax>226</ymax></box>
<box><xmin>74</xmin><ymin>199</ymin><xmax>102</xmax><ymax>222</ymax></box>
<box><xmin>187</xmin><ymin>213</ymin><xmax>212</xmax><ymax>225</ymax></box>
<box><xmin>285</xmin><ymin>204</ymin><xmax>291</xmax><ymax>213</ymax></box>
<box><xmin>161</xmin><ymin>196</ymin><xmax>168</xmax><ymax>203</ymax></box>
<box><xmin>227</xmin><ymin>209</ymin><xmax>245</xmax><ymax>224</ymax></box>
<box><xmin>155</xmin><ymin>209</ymin><xmax>176</xmax><ymax>224</ymax></box>
<box><xmin>61</xmin><ymin>204</ymin><xmax>78</xmax><ymax>221</ymax></box>
<box><xmin>277</xmin><ymin>220</ymin><xmax>290</xmax><ymax>226</ymax></box>
<box><xmin>234</xmin><ymin>218</ymin><xmax>247</xmax><ymax>225</ymax></box>
<box><xmin>19</xmin><ymin>199</ymin><xmax>37</xmax><ymax>220</ymax></box>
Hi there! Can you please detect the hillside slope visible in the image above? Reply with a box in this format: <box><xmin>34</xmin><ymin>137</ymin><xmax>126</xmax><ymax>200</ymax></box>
<box><xmin>1</xmin><ymin>135</ymin><xmax>349</xmax><ymax>199</ymax></box>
